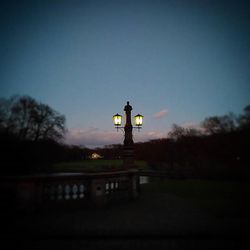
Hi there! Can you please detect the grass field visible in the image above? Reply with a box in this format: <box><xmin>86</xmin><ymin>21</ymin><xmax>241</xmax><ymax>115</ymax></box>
<box><xmin>51</xmin><ymin>159</ymin><xmax>148</xmax><ymax>172</ymax></box>
<box><xmin>141</xmin><ymin>179</ymin><xmax>250</xmax><ymax>219</ymax></box>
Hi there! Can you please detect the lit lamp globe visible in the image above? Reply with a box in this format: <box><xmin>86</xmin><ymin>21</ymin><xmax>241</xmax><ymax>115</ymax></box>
<box><xmin>134</xmin><ymin>114</ymin><xmax>143</xmax><ymax>128</ymax></box>
<box><xmin>113</xmin><ymin>113</ymin><xmax>122</xmax><ymax>128</ymax></box>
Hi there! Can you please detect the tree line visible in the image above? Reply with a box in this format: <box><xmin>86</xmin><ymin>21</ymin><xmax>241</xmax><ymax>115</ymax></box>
<box><xmin>137</xmin><ymin>105</ymin><xmax>250</xmax><ymax>179</ymax></box>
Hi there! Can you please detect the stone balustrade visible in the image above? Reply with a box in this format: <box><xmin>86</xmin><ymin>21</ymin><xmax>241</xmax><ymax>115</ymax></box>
<box><xmin>0</xmin><ymin>169</ymin><xmax>139</xmax><ymax>211</ymax></box>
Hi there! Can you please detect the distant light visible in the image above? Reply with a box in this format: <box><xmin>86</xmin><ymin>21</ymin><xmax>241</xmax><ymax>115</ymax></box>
<box><xmin>113</xmin><ymin>113</ymin><xmax>122</xmax><ymax>126</ymax></box>
<box><xmin>134</xmin><ymin>114</ymin><xmax>143</xmax><ymax>127</ymax></box>
<box><xmin>91</xmin><ymin>153</ymin><xmax>102</xmax><ymax>160</ymax></box>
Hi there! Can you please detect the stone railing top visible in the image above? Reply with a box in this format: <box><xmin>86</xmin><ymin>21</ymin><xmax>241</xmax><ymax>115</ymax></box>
<box><xmin>0</xmin><ymin>169</ymin><xmax>139</xmax><ymax>182</ymax></box>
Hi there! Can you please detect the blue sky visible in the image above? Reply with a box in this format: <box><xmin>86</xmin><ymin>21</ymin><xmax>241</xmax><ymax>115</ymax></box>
<box><xmin>1</xmin><ymin>0</ymin><xmax>250</xmax><ymax>147</ymax></box>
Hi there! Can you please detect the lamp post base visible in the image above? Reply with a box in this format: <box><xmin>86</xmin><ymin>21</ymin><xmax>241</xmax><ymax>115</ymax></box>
<box><xmin>123</xmin><ymin>145</ymin><xmax>135</xmax><ymax>168</ymax></box>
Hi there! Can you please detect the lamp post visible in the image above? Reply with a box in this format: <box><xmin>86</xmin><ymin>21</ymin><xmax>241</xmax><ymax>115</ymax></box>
<box><xmin>113</xmin><ymin>101</ymin><xmax>143</xmax><ymax>167</ymax></box>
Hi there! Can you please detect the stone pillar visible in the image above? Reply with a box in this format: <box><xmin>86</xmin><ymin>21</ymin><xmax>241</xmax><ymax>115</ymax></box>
<box><xmin>123</xmin><ymin>101</ymin><xmax>134</xmax><ymax>167</ymax></box>
<box><xmin>128</xmin><ymin>169</ymin><xmax>139</xmax><ymax>200</ymax></box>
<box><xmin>90</xmin><ymin>179</ymin><xmax>107</xmax><ymax>206</ymax></box>
<box><xmin>16</xmin><ymin>181</ymin><xmax>35</xmax><ymax>212</ymax></box>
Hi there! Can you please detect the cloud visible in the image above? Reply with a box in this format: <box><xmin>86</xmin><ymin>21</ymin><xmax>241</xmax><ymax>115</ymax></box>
<box><xmin>64</xmin><ymin>127</ymin><xmax>123</xmax><ymax>148</ymax></box>
<box><xmin>134</xmin><ymin>131</ymin><xmax>168</xmax><ymax>142</ymax></box>
<box><xmin>181</xmin><ymin>122</ymin><xmax>203</xmax><ymax>130</ymax></box>
<box><xmin>64</xmin><ymin>127</ymin><xmax>168</xmax><ymax>148</ymax></box>
<box><xmin>180</xmin><ymin>122</ymin><xmax>205</xmax><ymax>133</ymax></box>
<box><xmin>153</xmin><ymin>109</ymin><xmax>168</xmax><ymax>119</ymax></box>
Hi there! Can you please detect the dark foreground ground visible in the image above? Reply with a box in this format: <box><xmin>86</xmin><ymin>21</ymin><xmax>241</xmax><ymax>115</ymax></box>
<box><xmin>2</xmin><ymin>189</ymin><xmax>250</xmax><ymax>250</ymax></box>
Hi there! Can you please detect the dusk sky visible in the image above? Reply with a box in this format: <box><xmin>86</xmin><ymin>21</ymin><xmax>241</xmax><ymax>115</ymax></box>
<box><xmin>1</xmin><ymin>0</ymin><xmax>250</xmax><ymax>148</ymax></box>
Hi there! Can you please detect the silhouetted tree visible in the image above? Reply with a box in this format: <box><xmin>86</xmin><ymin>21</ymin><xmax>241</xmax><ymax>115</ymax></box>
<box><xmin>185</xmin><ymin>127</ymin><xmax>202</xmax><ymax>137</ymax></box>
<box><xmin>201</xmin><ymin>114</ymin><xmax>236</xmax><ymax>135</ymax></box>
<box><xmin>168</xmin><ymin>124</ymin><xmax>186</xmax><ymax>140</ymax></box>
<box><xmin>0</xmin><ymin>95</ymin><xmax>19</xmax><ymax>134</ymax></box>
<box><xmin>238</xmin><ymin>105</ymin><xmax>250</xmax><ymax>129</ymax></box>
<box><xmin>168</xmin><ymin>124</ymin><xmax>201</xmax><ymax>140</ymax></box>
<box><xmin>0</xmin><ymin>95</ymin><xmax>66</xmax><ymax>141</ymax></box>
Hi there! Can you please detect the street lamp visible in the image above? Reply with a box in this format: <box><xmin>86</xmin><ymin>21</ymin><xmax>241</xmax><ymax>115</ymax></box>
<box><xmin>113</xmin><ymin>101</ymin><xmax>143</xmax><ymax>167</ymax></box>
<box><xmin>113</xmin><ymin>113</ymin><xmax>122</xmax><ymax>130</ymax></box>
<box><xmin>134</xmin><ymin>114</ymin><xmax>144</xmax><ymax>129</ymax></box>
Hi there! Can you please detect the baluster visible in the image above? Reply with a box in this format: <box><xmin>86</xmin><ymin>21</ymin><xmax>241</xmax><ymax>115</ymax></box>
<box><xmin>105</xmin><ymin>182</ymin><xmax>109</xmax><ymax>194</ymax></box>
<box><xmin>57</xmin><ymin>184</ymin><xmax>63</xmax><ymax>200</ymax></box>
<box><xmin>65</xmin><ymin>184</ymin><xmax>71</xmax><ymax>200</ymax></box>
<box><xmin>72</xmin><ymin>184</ymin><xmax>78</xmax><ymax>199</ymax></box>
<box><xmin>79</xmin><ymin>184</ymin><xmax>85</xmax><ymax>199</ymax></box>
